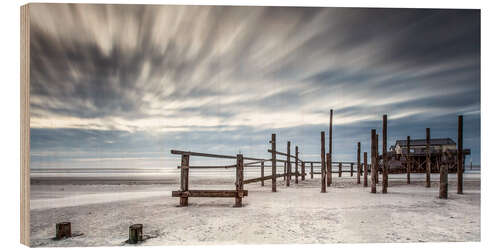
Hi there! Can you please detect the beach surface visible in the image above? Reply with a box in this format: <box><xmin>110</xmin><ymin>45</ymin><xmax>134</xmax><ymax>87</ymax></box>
<box><xmin>30</xmin><ymin>173</ymin><xmax>480</xmax><ymax>247</ymax></box>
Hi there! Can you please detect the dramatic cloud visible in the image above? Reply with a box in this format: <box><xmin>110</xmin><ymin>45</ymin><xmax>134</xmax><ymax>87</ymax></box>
<box><xmin>29</xmin><ymin>4</ymin><xmax>481</xmax><ymax>168</ymax></box>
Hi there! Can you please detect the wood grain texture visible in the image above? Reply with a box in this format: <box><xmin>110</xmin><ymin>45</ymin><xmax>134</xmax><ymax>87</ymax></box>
<box><xmin>20</xmin><ymin>3</ymin><xmax>31</xmax><ymax>246</ymax></box>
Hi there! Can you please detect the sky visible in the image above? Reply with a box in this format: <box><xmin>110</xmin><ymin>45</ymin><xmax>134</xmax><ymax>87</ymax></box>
<box><xmin>29</xmin><ymin>4</ymin><xmax>481</xmax><ymax>170</ymax></box>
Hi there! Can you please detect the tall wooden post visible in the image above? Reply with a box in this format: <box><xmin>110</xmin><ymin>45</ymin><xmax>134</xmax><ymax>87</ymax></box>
<box><xmin>326</xmin><ymin>153</ymin><xmax>331</xmax><ymax>184</ymax></box>
<box><xmin>235</xmin><ymin>154</ymin><xmax>244</xmax><ymax>207</ymax></box>
<box><xmin>287</xmin><ymin>141</ymin><xmax>291</xmax><ymax>187</ymax></box>
<box><xmin>350</xmin><ymin>163</ymin><xmax>353</xmax><ymax>176</ymax></box>
<box><xmin>295</xmin><ymin>146</ymin><xmax>299</xmax><ymax>184</ymax></box>
<box><xmin>375</xmin><ymin>133</ymin><xmax>379</xmax><ymax>184</ymax></box>
<box><xmin>180</xmin><ymin>154</ymin><xmax>190</xmax><ymax>206</ymax></box>
<box><xmin>363</xmin><ymin>152</ymin><xmax>368</xmax><ymax>187</ymax></box>
<box><xmin>406</xmin><ymin>136</ymin><xmax>411</xmax><ymax>184</ymax></box>
<box><xmin>338</xmin><ymin>162</ymin><xmax>342</xmax><ymax>177</ymax></box>
<box><xmin>301</xmin><ymin>161</ymin><xmax>305</xmax><ymax>180</ymax></box>
<box><xmin>439</xmin><ymin>150</ymin><xmax>449</xmax><ymax>199</ymax></box>
<box><xmin>310</xmin><ymin>162</ymin><xmax>314</xmax><ymax>179</ymax></box>
<box><xmin>382</xmin><ymin>114</ymin><xmax>388</xmax><ymax>194</ymax></box>
<box><xmin>357</xmin><ymin>142</ymin><xmax>361</xmax><ymax>184</ymax></box>
<box><xmin>457</xmin><ymin>115</ymin><xmax>464</xmax><ymax>194</ymax></box>
<box><xmin>328</xmin><ymin>109</ymin><xmax>333</xmax><ymax>187</ymax></box>
<box><xmin>321</xmin><ymin>131</ymin><xmax>326</xmax><ymax>193</ymax></box>
<box><xmin>271</xmin><ymin>134</ymin><xmax>277</xmax><ymax>192</ymax></box>
<box><xmin>261</xmin><ymin>161</ymin><xmax>264</xmax><ymax>186</ymax></box>
<box><xmin>426</xmin><ymin>128</ymin><xmax>431</xmax><ymax>188</ymax></box>
<box><xmin>371</xmin><ymin>129</ymin><xmax>377</xmax><ymax>193</ymax></box>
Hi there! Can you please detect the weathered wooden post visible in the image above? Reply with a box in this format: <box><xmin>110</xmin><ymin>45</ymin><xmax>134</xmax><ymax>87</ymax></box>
<box><xmin>310</xmin><ymin>162</ymin><xmax>314</xmax><ymax>179</ymax></box>
<box><xmin>56</xmin><ymin>222</ymin><xmax>71</xmax><ymax>240</ymax></box>
<box><xmin>457</xmin><ymin>115</ymin><xmax>463</xmax><ymax>194</ymax></box>
<box><xmin>326</xmin><ymin>153</ymin><xmax>331</xmax><ymax>185</ymax></box>
<box><xmin>382</xmin><ymin>114</ymin><xmax>388</xmax><ymax>194</ymax></box>
<box><xmin>328</xmin><ymin>109</ymin><xmax>333</xmax><ymax>187</ymax></box>
<box><xmin>128</xmin><ymin>224</ymin><xmax>143</xmax><ymax>244</ymax></box>
<box><xmin>235</xmin><ymin>154</ymin><xmax>244</xmax><ymax>207</ymax></box>
<box><xmin>439</xmin><ymin>150</ymin><xmax>449</xmax><ymax>199</ymax></box>
<box><xmin>406</xmin><ymin>136</ymin><xmax>411</xmax><ymax>184</ymax></box>
<box><xmin>363</xmin><ymin>152</ymin><xmax>368</xmax><ymax>187</ymax></box>
<box><xmin>338</xmin><ymin>162</ymin><xmax>342</xmax><ymax>177</ymax></box>
<box><xmin>350</xmin><ymin>163</ymin><xmax>353</xmax><ymax>176</ymax></box>
<box><xmin>426</xmin><ymin>128</ymin><xmax>431</xmax><ymax>188</ymax></box>
<box><xmin>301</xmin><ymin>161</ymin><xmax>305</xmax><ymax>180</ymax></box>
<box><xmin>261</xmin><ymin>161</ymin><xmax>264</xmax><ymax>186</ymax></box>
<box><xmin>271</xmin><ymin>133</ymin><xmax>277</xmax><ymax>192</ymax></box>
<box><xmin>375</xmin><ymin>133</ymin><xmax>379</xmax><ymax>184</ymax></box>
<box><xmin>371</xmin><ymin>129</ymin><xmax>377</xmax><ymax>193</ymax></box>
<box><xmin>357</xmin><ymin>142</ymin><xmax>361</xmax><ymax>184</ymax></box>
<box><xmin>287</xmin><ymin>141</ymin><xmax>291</xmax><ymax>186</ymax></box>
<box><xmin>295</xmin><ymin>146</ymin><xmax>299</xmax><ymax>184</ymax></box>
<box><xmin>284</xmin><ymin>161</ymin><xmax>286</xmax><ymax>181</ymax></box>
<box><xmin>180</xmin><ymin>154</ymin><xmax>190</xmax><ymax>206</ymax></box>
<box><xmin>321</xmin><ymin>131</ymin><xmax>326</xmax><ymax>193</ymax></box>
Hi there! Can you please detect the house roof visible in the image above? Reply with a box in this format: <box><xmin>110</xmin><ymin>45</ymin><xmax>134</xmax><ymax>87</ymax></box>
<box><xmin>395</xmin><ymin>138</ymin><xmax>456</xmax><ymax>147</ymax></box>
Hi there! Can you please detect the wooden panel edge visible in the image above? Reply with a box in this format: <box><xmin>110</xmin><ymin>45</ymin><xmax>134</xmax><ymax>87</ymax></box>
<box><xmin>20</xmin><ymin>3</ymin><xmax>30</xmax><ymax>247</ymax></box>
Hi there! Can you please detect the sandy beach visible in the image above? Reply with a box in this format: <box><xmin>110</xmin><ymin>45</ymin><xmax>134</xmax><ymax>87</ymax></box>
<box><xmin>29</xmin><ymin>173</ymin><xmax>480</xmax><ymax>247</ymax></box>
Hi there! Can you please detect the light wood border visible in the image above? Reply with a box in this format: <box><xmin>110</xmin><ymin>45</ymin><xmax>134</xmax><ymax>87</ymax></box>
<box><xmin>20</xmin><ymin>3</ymin><xmax>30</xmax><ymax>246</ymax></box>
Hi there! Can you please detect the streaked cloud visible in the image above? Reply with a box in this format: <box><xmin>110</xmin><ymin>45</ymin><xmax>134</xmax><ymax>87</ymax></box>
<box><xmin>29</xmin><ymin>4</ymin><xmax>481</xmax><ymax>166</ymax></box>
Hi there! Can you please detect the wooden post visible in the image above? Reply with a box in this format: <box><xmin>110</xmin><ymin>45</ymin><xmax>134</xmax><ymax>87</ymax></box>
<box><xmin>426</xmin><ymin>128</ymin><xmax>431</xmax><ymax>188</ymax></box>
<box><xmin>406</xmin><ymin>136</ymin><xmax>411</xmax><ymax>184</ymax></box>
<box><xmin>357</xmin><ymin>142</ymin><xmax>361</xmax><ymax>184</ymax></box>
<box><xmin>287</xmin><ymin>141</ymin><xmax>291</xmax><ymax>187</ymax></box>
<box><xmin>363</xmin><ymin>152</ymin><xmax>368</xmax><ymax>187</ymax></box>
<box><xmin>338</xmin><ymin>162</ymin><xmax>342</xmax><ymax>177</ymax></box>
<box><xmin>321</xmin><ymin>131</ymin><xmax>326</xmax><ymax>193</ymax></box>
<box><xmin>295</xmin><ymin>146</ymin><xmax>299</xmax><ymax>184</ymax></box>
<box><xmin>458</xmin><ymin>115</ymin><xmax>463</xmax><ymax>194</ymax></box>
<box><xmin>371</xmin><ymin>129</ymin><xmax>377</xmax><ymax>193</ymax></box>
<box><xmin>326</xmin><ymin>153</ymin><xmax>331</xmax><ymax>184</ymax></box>
<box><xmin>310</xmin><ymin>162</ymin><xmax>314</xmax><ymax>179</ymax></box>
<box><xmin>328</xmin><ymin>109</ymin><xmax>333</xmax><ymax>187</ymax></box>
<box><xmin>283</xmin><ymin>161</ymin><xmax>286</xmax><ymax>181</ymax></box>
<box><xmin>439</xmin><ymin>150</ymin><xmax>449</xmax><ymax>199</ymax></box>
<box><xmin>271</xmin><ymin>134</ymin><xmax>277</xmax><ymax>192</ymax></box>
<box><xmin>128</xmin><ymin>224</ymin><xmax>143</xmax><ymax>244</ymax></box>
<box><xmin>56</xmin><ymin>222</ymin><xmax>71</xmax><ymax>240</ymax></box>
<box><xmin>375</xmin><ymin>133</ymin><xmax>379</xmax><ymax>184</ymax></box>
<box><xmin>235</xmin><ymin>154</ymin><xmax>244</xmax><ymax>207</ymax></box>
<box><xmin>180</xmin><ymin>154</ymin><xmax>190</xmax><ymax>206</ymax></box>
<box><xmin>382</xmin><ymin>114</ymin><xmax>388</xmax><ymax>194</ymax></box>
<box><xmin>261</xmin><ymin>161</ymin><xmax>264</xmax><ymax>186</ymax></box>
<box><xmin>301</xmin><ymin>161</ymin><xmax>305</xmax><ymax>180</ymax></box>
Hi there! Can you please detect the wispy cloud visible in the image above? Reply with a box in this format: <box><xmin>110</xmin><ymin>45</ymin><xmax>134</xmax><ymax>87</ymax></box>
<box><xmin>29</xmin><ymin>4</ymin><xmax>481</xmax><ymax>166</ymax></box>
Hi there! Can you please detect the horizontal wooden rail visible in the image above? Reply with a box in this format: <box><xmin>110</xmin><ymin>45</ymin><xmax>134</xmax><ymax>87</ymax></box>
<box><xmin>243</xmin><ymin>173</ymin><xmax>286</xmax><ymax>184</ymax></box>
<box><xmin>172</xmin><ymin>190</ymin><xmax>248</xmax><ymax>198</ymax></box>
<box><xmin>244</xmin><ymin>159</ymin><xmax>271</xmax><ymax>166</ymax></box>
<box><xmin>171</xmin><ymin>149</ymin><xmax>269</xmax><ymax>162</ymax></box>
<box><xmin>177</xmin><ymin>165</ymin><xmax>236</xmax><ymax>169</ymax></box>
